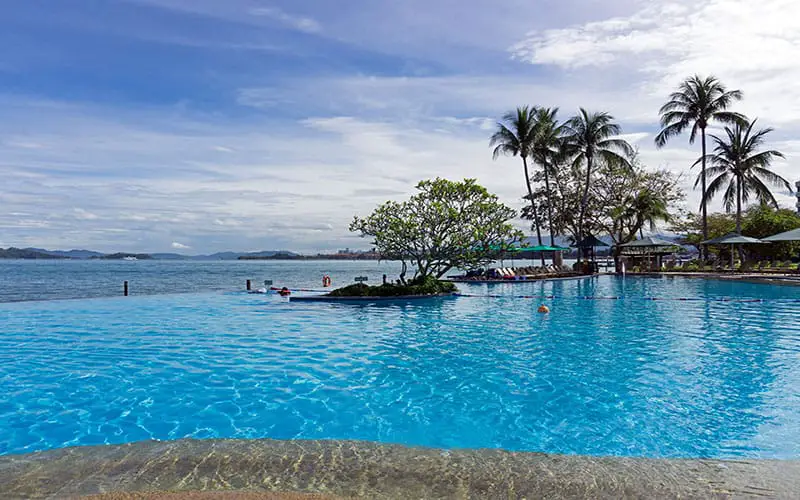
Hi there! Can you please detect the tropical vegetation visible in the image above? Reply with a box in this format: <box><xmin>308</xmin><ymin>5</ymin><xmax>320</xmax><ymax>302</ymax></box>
<box><xmin>655</xmin><ymin>75</ymin><xmax>745</xmax><ymax>250</ymax></box>
<box><xmin>671</xmin><ymin>205</ymin><xmax>800</xmax><ymax>262</ymax></box>
<box><xmin>350</xmin><ymin>178</ymin><xmax>524</xmax><ymax>288</ymax></box>
<box><xmin>698</xmin><ymin>119</ymin><xmax>789</xmax><ymax>232</ymax></box>
<box><xmin>490</xmin><ymin>106</ymin><xmax>546</xmax><ymax>264</ymax></box>
<box><xmin>492</xmin><ymin>73</ymin><xmax>794</xmax><ymax>268</ymax></box>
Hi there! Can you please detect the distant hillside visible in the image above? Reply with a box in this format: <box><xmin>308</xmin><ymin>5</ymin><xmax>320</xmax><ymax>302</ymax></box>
<box><xmin>238</xmin><ymin>251</ymin><xmax>302</xmax><ymax>260</ymax></box>
<box><xmin>25</xmin><ymin>248</ymin><xmax>105</xmax><ymax>259</ymax></box>
<box><xmin>150</xmin><ymin>253</ymin><xmax>189</xmax><ymax>260</ymax></box>
<box><xmin>0</xmin><ymin>247</ymin><xmax>67</xmax><ymax>259</ymax></box>
<box><xmin>90</xmin><ymin>253</ymin><xmax>153</xmax><ymax>260</ymax></box>
<box><xmin>1</xmin><ymin>247</ymin><xmax>349</xmax><ymax>260</ymax></box>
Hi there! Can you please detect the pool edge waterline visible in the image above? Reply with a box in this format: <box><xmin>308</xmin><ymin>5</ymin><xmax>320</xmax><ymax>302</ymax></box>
<box><xmin>2</xmin><ymin>438</ymin><xmax>799</xmax><ymax>499</ymax></box>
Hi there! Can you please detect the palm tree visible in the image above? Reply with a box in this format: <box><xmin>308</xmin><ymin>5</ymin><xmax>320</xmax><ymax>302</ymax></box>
<box><xmin>628</xmin><ymin>189</ymin><xmax>671</xmax><ymax>238</ymax></box>
<box><xmin>491</xmin><ymin>106</ymin><xmax>545</xmax><ymax>264</ymax></box>
<box><xmin>562</xmin><ymin>109</ymin><xmax>633</xmax><ymax>259</ymax></box>
<box><xmin>655</xmin><ymin>75</ymin><xmax>745</xmax><ymax>249</ymax></box>
<box><xmin>699</xmin><ymin>119</ymin><xmax>789</xmax><ymax>232</ymax></box>
<box><xmin>530</xmin><ymin>107</ymin><xmax>564</xmax><ymax>247</ymax></box>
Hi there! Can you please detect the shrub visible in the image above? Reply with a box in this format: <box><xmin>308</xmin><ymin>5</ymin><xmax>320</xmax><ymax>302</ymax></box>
<box><xmin>327</xmin><ymin>276</ymin><xmax>457</xmax><ymax>297</ymax></box>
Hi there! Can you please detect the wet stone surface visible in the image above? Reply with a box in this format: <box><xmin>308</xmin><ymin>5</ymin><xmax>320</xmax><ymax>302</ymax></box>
<box><xmin>1</xmin><ymin>439</ymin><xmax>799</xmax><ymax>499</ymax></box>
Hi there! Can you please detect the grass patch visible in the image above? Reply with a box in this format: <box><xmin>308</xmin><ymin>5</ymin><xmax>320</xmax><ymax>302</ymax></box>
<box><xmin>327</xmin><ymin>276</ymin><xmax>457</xmax><ymax>297</ymax></box>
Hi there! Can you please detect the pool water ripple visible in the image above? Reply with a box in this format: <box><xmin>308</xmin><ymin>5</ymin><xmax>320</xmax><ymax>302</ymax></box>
<box><xmin>2</xmin><ymin>276</ymin><xmax>800</xmax><ymax>458</ymax></box>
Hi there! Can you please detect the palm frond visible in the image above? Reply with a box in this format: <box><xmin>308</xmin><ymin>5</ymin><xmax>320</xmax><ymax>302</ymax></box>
<box><xmin>700</xmin><ymin>169</ymin><xmax>730</xmax><ymax>199</ymax></box>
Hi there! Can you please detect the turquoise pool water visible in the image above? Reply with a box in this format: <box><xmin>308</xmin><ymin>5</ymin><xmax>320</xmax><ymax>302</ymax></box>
<box><xmin>2</xmin><ymin>275</ymin><xmax>800</xmax><ymax>458</ymax></box>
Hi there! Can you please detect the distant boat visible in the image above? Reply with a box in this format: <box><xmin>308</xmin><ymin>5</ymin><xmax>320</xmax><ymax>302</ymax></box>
<box><xmin>123</xmin><ymin>256</ymin><xmax>138</xmax><ymax>261</ymax></box>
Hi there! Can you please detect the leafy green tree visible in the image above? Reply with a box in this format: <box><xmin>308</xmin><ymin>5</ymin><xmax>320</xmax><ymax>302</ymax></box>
<box><xmin>562</xmin><ymin>109</ymin><xmax>633</xmax><ymax>259</ymax></box>
<box><xmin>671</xmin><ymin>206</ymin><xmax>800</xmax><ymax>261</ymax></box>
<box><xmin>699</xmin><ymin>119</ymin><xmax>790</xmax><ymax>232</ymax></box>
<box><xmin>591</xmin><ymin>154</ymin><xmax>683</xmax><ymax>261</ymax></box>
<box><xmin>350</xmin><ymin>178</ymin><xmax>524</xmax><ymax>282</ymax></box>
<box><xmin>655</xmin><ymin>75</ymin><xmax>745</xmax><ymax>247</ymax></box>
<box><xmin>524</xmin><ymin>158</ymin><xmax>599</xmax><ymax>247</ymax></box>
<box><xmin>490</xmin><ymin>106</ymin><xmax>544</xmax><ymax>262</ymax></box>
<box><xmin>670</xmin><ymin>212</ymin><xmax>736</xmax><ymax>254</ymax></box>
<box><xmin>741</xmin><ymin>205</ymin><xmax>800</xmax><ymax>260</ymax></box>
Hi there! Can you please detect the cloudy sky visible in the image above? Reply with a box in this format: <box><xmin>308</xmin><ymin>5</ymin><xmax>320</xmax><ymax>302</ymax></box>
<box><xmin>1</xmin><ymin>0</ymin><xmax>797</xmax><ymax>253</ymax></box>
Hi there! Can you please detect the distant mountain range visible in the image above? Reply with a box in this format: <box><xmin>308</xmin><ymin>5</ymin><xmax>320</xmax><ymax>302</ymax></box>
<box><xmin>0</xmin><ymin>248</ymin><xmax>67</xmax><ymax>259</ymax></box>
<box><xmin>0</xmin><ymin>248</ymin><xmax>302</xmax><ymax>260</ymax></box>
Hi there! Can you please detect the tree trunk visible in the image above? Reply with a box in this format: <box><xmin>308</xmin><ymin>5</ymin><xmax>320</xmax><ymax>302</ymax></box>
<box><xmin>577</xmin><ymin>153</ymin><xmax>593</xmax><ymax>263</ymax></box>
<box><xmin>523</xmin><ymin>156</ymin><xmax>545</xmax><ymax>266</ymax></box>
<box><xmin>736</xmin><ymin>173</ymin><xmax>744</xmax><ymax>268</ymax></box>
<box><xmin>543</xmin><ymin>161</ymin><xmax>556</xmax><ymax>248</ymax></box>
<box><xmin>700</xmin><ymin>127</ymin><xmax>708</xmax><ymax>262</ymax></box>
<box><xmin>736</xmin><ymin>173</ymin><xmax>742</xmax><ymax>233</ymax></box>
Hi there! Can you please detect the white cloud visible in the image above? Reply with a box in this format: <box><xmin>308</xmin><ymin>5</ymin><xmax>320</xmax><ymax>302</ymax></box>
<box><xmin>171</xmin><ymin>241</ymin><xmax>190</xmax><ymax>249</ymax></box>
<box><xmin>249</xmin><ymin>7</ymin><xmax>321</xmax><ymax>34</ymax></box>
<box><xmin>73</xmin><ymin>208</ymin><xmax>99</xmax><ymax>220</ymax></box>
<box><xmin>511</xmin><ymin>0</ymin><xmax>800</xmax><ymax>124</ymax></box>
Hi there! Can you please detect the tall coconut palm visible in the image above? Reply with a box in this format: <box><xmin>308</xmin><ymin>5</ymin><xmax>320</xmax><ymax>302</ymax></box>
<box><xmin>562</xmin><ymin>109</ymin><xmax>633</xmax><ymax>260</ymax></box>
<box><xmin>530</xmin><ymin>107</ymin><xmax>564</xmax><ymax>247</ymax></box>
<box><xmin>491</xmin><ymin>106</ymin><xmax>545</xmax><ymax>265</ymax></box>
<box><xmin>655</xmin><ymin>75</ymin><xmax>745</xmax><ymax>249</ymax></box>
<box><xmin>699</xmin><ymin>119</ymin><xmax>789</xmax><ymax>232</ymax></box>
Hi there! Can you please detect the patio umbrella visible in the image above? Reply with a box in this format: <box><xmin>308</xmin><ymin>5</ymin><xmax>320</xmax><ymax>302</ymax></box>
<box><xmin>527</xmin><ymin>245</ymin><xmax>570</xmax><ymax>252</ymax></box>
<box><xmin>763</xmin><ymin>228</ymin><xmax>800</xmax><ymax>242</ymax></box>
<box><xmin>701</xmin><ymin>232</ymin><xmax>767</xmax><ymax>270</ymax></box>
<box><xmin>488</xmin><ymin>244</ymin><xmax>523</xmax><ymax>266</ymax></box>
<box><xmin>526</xmin><ymin>245</ymin><xmax>570</xmax><ymax>266</ymax></box>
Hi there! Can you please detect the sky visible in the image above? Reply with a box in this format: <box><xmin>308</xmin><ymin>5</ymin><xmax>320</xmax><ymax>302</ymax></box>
<box><xmin>1</xmin><ymin>0</ymin><xmax>798</xmax><ymax>253</ymax></box>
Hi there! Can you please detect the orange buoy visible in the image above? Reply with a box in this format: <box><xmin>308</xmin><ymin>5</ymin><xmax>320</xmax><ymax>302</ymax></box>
<box><xmin>537</xmin><ymin>304</ymin><xmax>550</xmax><ymax>314</ymax></box>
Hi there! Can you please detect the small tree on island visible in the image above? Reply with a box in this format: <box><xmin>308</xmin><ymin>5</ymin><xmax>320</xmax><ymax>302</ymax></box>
<box><xmin>350</xmin><ymin>178</ymin><xmax>524</xmax><ymax>283</ymax></box>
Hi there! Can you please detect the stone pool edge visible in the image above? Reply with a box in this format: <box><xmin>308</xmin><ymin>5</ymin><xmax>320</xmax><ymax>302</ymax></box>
<box><xmin>1</xmin><ymin>439</ymin><xmax>798</xmax><ymax>499</ymax></box>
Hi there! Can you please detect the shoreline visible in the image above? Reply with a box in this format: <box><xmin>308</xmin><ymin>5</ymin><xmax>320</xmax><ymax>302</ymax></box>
<box><xmin>2</xmin><ymin>438</ymin><xmax>798</xmax><ymax>499</ymax></box>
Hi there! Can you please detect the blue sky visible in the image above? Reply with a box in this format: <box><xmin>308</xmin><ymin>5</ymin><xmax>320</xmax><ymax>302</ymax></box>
<box><xmin>1</xmin><ymin>0</ymin><xmax>798</xmax><ymax>253</ymax></box>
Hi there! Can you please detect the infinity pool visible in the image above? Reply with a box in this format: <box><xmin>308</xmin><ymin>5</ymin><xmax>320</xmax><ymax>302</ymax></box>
<box><xmin>2</xmin><ymin>275</ymin><xmax>800</xmax><ymax>458</ymax></box>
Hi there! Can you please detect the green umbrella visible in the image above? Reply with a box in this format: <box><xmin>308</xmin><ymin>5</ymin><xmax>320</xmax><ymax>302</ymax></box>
<box><xmin>763</xmin><ymin>228</ymin><xmax>800</xmax><ymax>242</ymax></box>
<box><xmin>701</xmin><ymin>232</ymin><xmax>767</xmax><ymax>270</ymax></box>
<box><xmin>527</xmin><ymin>245</ymin><xmax>569</xmax><ymax>252</ymax></box>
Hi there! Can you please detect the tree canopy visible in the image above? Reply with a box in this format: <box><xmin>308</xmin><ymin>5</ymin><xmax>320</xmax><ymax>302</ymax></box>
<box><xmin>670</xmin><ymin>205</ymin><xmax>800</xmax><ymax>260</ymax></box>
<box><xmin>699</xmin><ymin>119</ymin><xmax>789</xmax><ymax>231</ymax></box>
<box><xmin>350</xmin><ymin>178</ymin><xmax>524</xmax><ymax>282</ymax></box>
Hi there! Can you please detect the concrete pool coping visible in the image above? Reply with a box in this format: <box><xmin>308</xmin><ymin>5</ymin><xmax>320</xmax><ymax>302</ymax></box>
<box><xmin>2</xmin><ymin>439</ymin><xmax>799</xmax><ymax>499</ymax></box>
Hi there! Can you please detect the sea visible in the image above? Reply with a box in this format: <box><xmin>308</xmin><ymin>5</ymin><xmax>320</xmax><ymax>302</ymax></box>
<box><xmin>0</xmin><ymin>257</ymin><xmax>587</xmax><ymax>303</ymax></box>
<box><xmin>0</xmin><ymin>260</ymin><xmax>406</xmax><ymax>303</ymax></box>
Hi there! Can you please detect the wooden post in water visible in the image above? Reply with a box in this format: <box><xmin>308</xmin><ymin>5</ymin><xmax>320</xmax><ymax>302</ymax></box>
<box><xmin>246</xmin><ymin>279</ymin><xmax>252</xmax><ymax>291</ymax></box>
<box><xmin>123</xmin><ymin>281</ymin><xmax>129</xmax><ymax>296</ymax></box>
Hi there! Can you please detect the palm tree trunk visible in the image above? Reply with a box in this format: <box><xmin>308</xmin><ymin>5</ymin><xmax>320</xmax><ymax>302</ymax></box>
<box><xmin>543</xmin><ymin>162</ymin><xmax>556</xmax><ymax>248</ymax></box>
<box><xmin>700</xmin><ymin>127</ymin><xmax>708</xmax><ymax>262</ymax></box>
<box><xmin>736</xmin><ymin>173</ymin><xmax>742</xmax><ymax>233</ymax></box>
<box><xmin>523</xmin><ymin>156</ymin><xmax>545</xmax><ymax>267</ymax></box>
<box><xmin>736</xmin><ymin>173</ymin><xmax>743</xmax><ymax>269</ymax></box>
<box><xmin>577</xmin><ymin>154</ymin><xmax>593</xmax><ymax>263</ymax></box>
